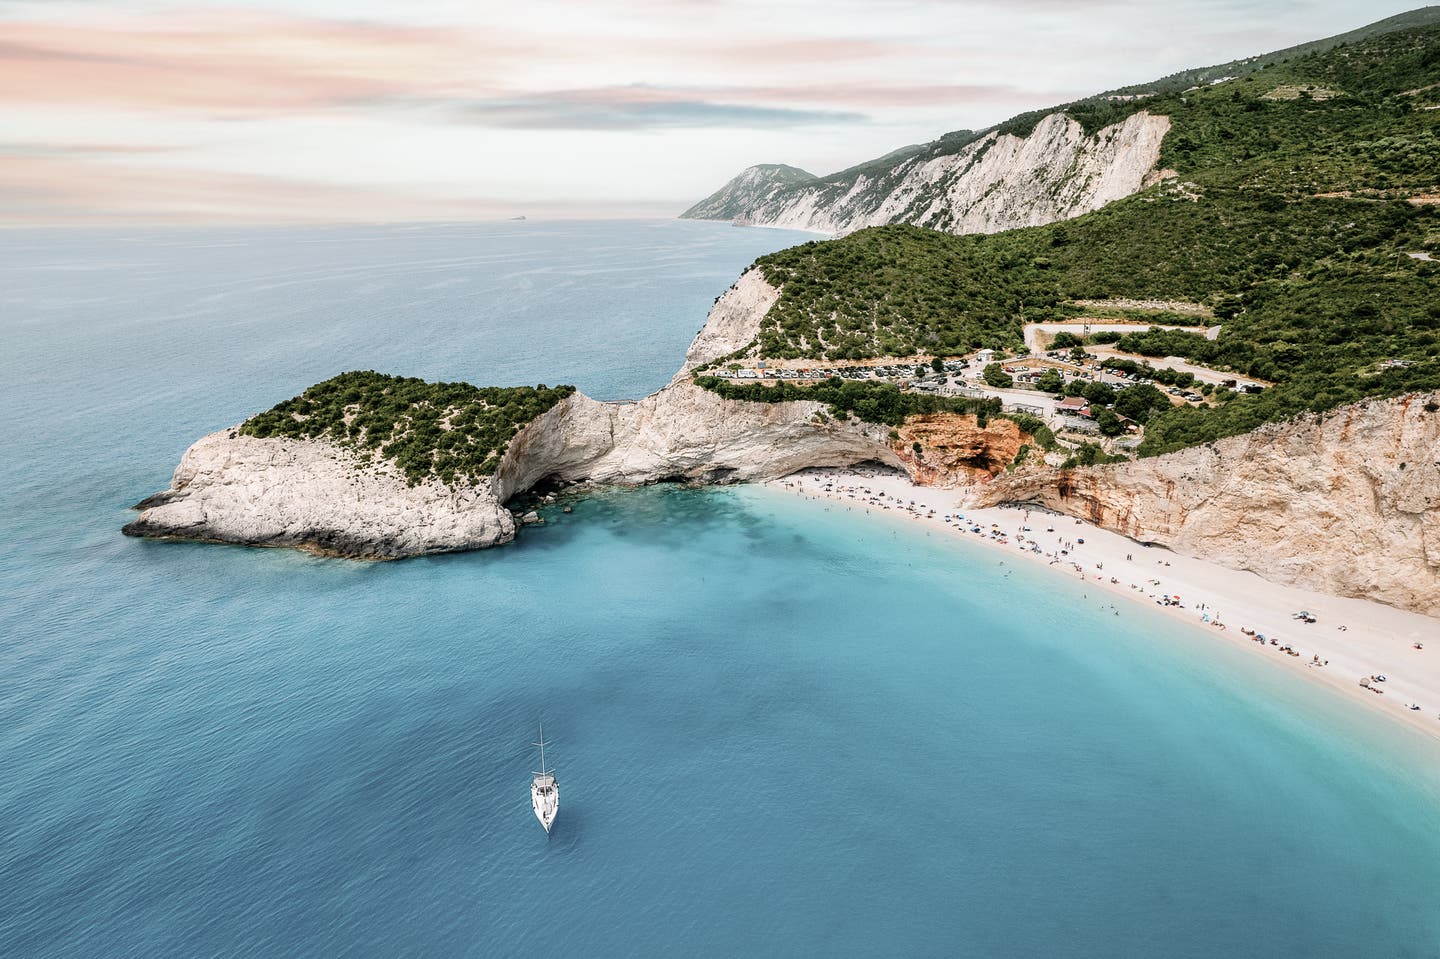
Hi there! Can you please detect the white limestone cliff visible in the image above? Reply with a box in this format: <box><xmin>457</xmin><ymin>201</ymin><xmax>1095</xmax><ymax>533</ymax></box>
<box><xmin>674</xmin><ymin>270</ymin><xmax>780</xmax><ymax>379</ymax></box>
<box><xmin>124</xmin><ymin>244</ymin><xmax>1440</xmax><ymax>617</ymax></box>
<box><xmin>684</xmin><ymin>112</ymin><xmax>1171</xmax><ymax>236</ymax></box>
<box><xmin>123</xmin><ymin>430</ymin><xmax>517</xmax><ymax>558</ymax></box>
<box><xmin>974</xmin><ymin>393</ymin><xmax>1440</xmax><ymax>615</ymax></box>
<box><xmin>124</xmin><ymin>271</ymin><xmax>906</xmax><ymax>558</ymax></box>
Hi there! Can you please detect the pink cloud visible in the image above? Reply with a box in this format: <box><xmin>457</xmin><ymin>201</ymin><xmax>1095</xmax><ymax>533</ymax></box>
<box><xmin>0</xmin><ymin>151</ymin><xmax>665</xmax><ymax>224</ymax></box>
<box><xmin>0</xmin><ymin>12</ymin><xmax>517</xmax><ymax>113</ymax></box>
<box><xmin>0</xmin><ymin>9</ymin><xmax>1014</xmax><ymax>116</ymax></box>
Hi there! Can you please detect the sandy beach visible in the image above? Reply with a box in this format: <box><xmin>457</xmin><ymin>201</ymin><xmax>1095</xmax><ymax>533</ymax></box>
<box><xmin>768</xmin><ymin>466</ymin><xmax>1440</xmax><ymax>741</ymax></box>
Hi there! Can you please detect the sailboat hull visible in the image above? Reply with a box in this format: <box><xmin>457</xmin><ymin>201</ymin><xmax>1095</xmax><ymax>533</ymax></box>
<box><xmin>530</xmin><ymin>725</ymin><xmax>558</xmax><ymax>834</ymax></box>
<box><xmin>531</xmin><ymin>774</ymin><xmax>559</xmax><ymax>834</ymax></box>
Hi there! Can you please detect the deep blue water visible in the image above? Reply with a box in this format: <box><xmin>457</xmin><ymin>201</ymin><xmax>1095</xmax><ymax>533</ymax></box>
<box><xmin>3</xmin><ymin>221</ymin><xmax>1440</xmax><ymax>958</ymax></box>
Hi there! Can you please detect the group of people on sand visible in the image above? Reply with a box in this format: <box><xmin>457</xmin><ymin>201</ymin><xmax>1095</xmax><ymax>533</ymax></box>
<box><xmin>773</xmin><ymin>467</ymin><xmax>1430</xmax><ymax>721</ymax></box>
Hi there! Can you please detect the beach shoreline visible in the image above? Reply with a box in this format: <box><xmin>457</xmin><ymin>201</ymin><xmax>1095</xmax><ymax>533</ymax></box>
<box><xmin>765</xmin><ymin>465</ymin><xmax>1440</xmax><ymax>742</ymax></box>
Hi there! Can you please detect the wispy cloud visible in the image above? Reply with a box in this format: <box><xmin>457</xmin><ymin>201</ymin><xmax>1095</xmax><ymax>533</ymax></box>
<box><xmin>0</xmin><ymin>151</ymin><xmax>659</xmax><ymax>224</ymax></box>
<box><xmin>456</xmin><ymin>93</ymin><xmax>863</xmax><ymax>130</ymax></box>
<box><xmin>0</xmin><ymin>0</ymin><xmax>1419</xmax><ymax>222</ymax></box>
<box><xmin>0</xmin><ymin>13</ymin><xmax>514</xmax><ymax>113</ymax></box>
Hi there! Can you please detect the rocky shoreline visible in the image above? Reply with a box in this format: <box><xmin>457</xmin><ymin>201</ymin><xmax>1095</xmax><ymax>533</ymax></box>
<box><xmin>124</xmin><ymin>273</ymin><xmax>920</xmax><ymax>558</ymax></box>
<box><xmin>125</xmin><ymin>273</ymin><xmax>1440</xmax><ymax>618</ymax></box>
<box><xmin>977</xmin><ymin>391</ymin><xmax>1440</xmax><ymax>616</ymax></box>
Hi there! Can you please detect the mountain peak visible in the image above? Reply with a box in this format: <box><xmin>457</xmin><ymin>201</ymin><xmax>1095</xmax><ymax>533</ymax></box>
<box><xmin>681</xmin><ymin>164</ymin><xmax>817</xmax><ymax>221</ymax></box>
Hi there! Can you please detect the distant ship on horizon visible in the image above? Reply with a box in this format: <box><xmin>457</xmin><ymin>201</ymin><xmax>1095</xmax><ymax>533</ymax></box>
<box><xmin>530</xmin><ymin>724</ymin><xmax>559</xmax><ymax>835</ymax></box>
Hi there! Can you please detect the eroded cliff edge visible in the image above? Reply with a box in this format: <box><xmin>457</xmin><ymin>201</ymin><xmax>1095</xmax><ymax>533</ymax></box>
<box><xmin>973</xmin><ymin>393</ymin><xmax>1440</xmax><ymax>615</ymax></box>
<box><xmin>123</xmin><ymin>272</ymin><xmax>919</xmax><ymax>558</ymax></box>
<box><xmin>683</xmin><ymin>111</ymin><xmax>1172</xmax><ymax>236</ymax></box>
<box><xmin>124</xmin><ymin>269</ymin><xmax>1440</xmax><ymax>618</ymax></box>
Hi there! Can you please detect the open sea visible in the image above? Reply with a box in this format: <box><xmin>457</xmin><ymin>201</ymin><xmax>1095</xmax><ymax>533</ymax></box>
<box><xmin>3</xmin><ymin>220</ymin><xmax>1440</xmax><ymax>958</ymax></box>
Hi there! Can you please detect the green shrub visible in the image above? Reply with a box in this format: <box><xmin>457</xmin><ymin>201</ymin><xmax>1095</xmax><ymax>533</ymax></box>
<box><xmin>694</xmin><ymin>376</ymin><xmax>1002</xmax><ymax>427</ymax></box>
<box><xmin>240</xmin><ymin>371</ymin><xmax>575</xmax><ymax>487</ymax></box>
<box><xmin>982</xmin><ymin>363</ymin><xmax>1014</xmax><ymax>388</ymax></box>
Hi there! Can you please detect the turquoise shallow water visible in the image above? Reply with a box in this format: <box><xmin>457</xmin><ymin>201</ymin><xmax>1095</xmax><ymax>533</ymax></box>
<box><xmin>3</xmin><ymin>221</ymin><xmax>1440</xmax><ymax>958</ymax></box>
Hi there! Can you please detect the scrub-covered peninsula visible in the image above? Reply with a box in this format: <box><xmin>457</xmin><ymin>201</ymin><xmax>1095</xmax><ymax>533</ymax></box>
<box><xmin>127</xmin><ymin>15</ymin><xmax>1440</xmax><ymax>614</ymax></box>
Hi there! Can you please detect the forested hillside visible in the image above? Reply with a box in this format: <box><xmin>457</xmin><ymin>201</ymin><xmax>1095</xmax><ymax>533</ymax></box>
<box><xmin>705</xmin><ymin>23</ymin><xmax>1440</xmax><ymax>456</ymax></box>
<box><xmin>241</xmin><ymin>372</ymin><xmax>575</xmax><ymax>486</ymax></box>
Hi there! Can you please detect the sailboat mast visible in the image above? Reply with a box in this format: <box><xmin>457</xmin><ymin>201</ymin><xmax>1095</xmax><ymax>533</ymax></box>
<box><xmin>539</xmin><ymin>723</ymin><xmax>547</xmax><ymax>775</ymax></box>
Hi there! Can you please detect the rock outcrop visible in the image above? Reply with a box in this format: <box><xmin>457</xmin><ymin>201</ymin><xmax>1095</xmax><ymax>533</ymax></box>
<box><xmin>681</xmin><ymin>164</ymin><xmax>819</xmax><ymax>222</ymax></box>
<box><xmin>682</xmin><ymin>111</ymin><xmax>1171</xmax><ymax>236</ymax></box>
<box><xmin>124</xmin><ymin>271</ymin><xmax>912</xmax><ymax>558</ymax></box>
<box><xmin>893</xmin><ymin>414</ymin><xmax>1033</xmax><ymax>487</ymax></box>
<box><xmin>122</xmin><ymin>430</ymin><xmax>517</xmax><ymax>558</ymax></box>
<box><xmin>126</xmin><ymin>251</ymin><xmax>1048</xmax><ymax>559</ymax></box>
<box><xmin>975</xmin><ymin>393</ymin><xmax>1440</xmax><ymax>615</ymax></box>
<box><xmin>675</xmin><ymin>270</ymin><xmax>780</xmax><ymax>379</ymax></box>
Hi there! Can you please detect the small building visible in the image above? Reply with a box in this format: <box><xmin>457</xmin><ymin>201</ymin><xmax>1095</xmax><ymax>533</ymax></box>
<box><xmin>976</xmin><ymin>348</ymin><xmax>996</xmax><ymax>365</ymax></box>
<box><xmin>1058</xmin><ymin>416</ymin><xmax>1099</xmax><ymax>434</ymax></box>
<box><xmin>1056</xmin><ymin>396</ymin><xmax>1089</xmax><ymax>415</ymax></box>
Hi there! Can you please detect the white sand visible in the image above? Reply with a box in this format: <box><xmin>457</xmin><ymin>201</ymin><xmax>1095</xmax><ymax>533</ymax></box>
<box><xmin>768</xmin><ymin>466</ymin><xmax>1440</xmax><ymax>741</ymax></box>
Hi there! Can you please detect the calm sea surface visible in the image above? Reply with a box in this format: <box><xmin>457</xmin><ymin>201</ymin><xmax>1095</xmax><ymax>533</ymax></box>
<box><xmin>3</xmin><ymin>221</ymin><xmax>1439</xmax><ymax>958</ymax></box>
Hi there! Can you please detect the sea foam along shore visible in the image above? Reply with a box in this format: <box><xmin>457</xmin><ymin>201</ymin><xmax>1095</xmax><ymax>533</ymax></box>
<box><xmin>768</xmin><ymin>466</ymin><xmax>1440</xmax><ymax>742</ymax></box>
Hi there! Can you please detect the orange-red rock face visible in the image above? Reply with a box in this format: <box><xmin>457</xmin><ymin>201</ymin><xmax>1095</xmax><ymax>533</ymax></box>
<box><xmin>979</xmin><ymin>393</ymin><xmax>1440</xmax><ymax>616</ymax></box>
<box><xmin>892</xmin><ymin>413</ymin><xmax>1034</xmax><ymax>487</ymax></box>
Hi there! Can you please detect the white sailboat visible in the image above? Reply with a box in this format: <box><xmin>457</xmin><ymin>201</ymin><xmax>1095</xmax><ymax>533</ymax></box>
<box><xmin>530</xmin><ymin>724</ymin><xmax>559</xmax><ymax>835</ymax></box>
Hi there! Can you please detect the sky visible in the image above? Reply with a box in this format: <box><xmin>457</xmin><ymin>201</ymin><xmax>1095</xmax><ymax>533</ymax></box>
<box><xmin>0</xmin><ymin>0</ymin><xmax>1425</xmax><ymax>223</ymax></box>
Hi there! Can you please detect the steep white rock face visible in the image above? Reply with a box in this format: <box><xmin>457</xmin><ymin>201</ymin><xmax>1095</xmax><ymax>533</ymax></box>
<box><xmin>687</xmin><ymin>111</ymin><xmax>1171</xmax><ymax>236</ymax></box>
<box><xmin>675</xmin><ymin>270</ymin><xmax>780</xmax><ymax>378</ymax></box>
<box><xmin>123</xmin><ymin>430</ymin><xmax>516</xmax><ymax>558</ymax></box>
<box><xmin>976</xmin><ymin>393</ymin><xmax>1440</xmax><ymax>616</ymax></box>
<box><xmin>681</xmin><ymin>164</ymin><xmax>817</xmax><ymax>221</ymax></box>
<box><xmin>126</xmin><ymin>272</ymin><xmax>905</xmax><ymax>558</ymax></box>
<box><xmin>127</xmin><ymin>389</ymin><xmax>904</xmax><ymax>558</ymax></box>
<box><xmin>498</xmin><ymin>385</ymin><xmax>902</xmax><ymax>493</ymax></box>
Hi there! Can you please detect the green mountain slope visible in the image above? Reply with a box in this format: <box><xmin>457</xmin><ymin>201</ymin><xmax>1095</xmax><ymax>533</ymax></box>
<box><xmin>680</xmin><ymin>163</ymin><xmax>817</xmax><ymax>220</ymax></box>
<box><xmin>697</xmin><ymin>22</ymin><xmax>1440</xmax><ymax>456</ymax></box>
<box><xmin>683</xmin><ymin>8</ymin><xmax>1440</xmax><ymax>233</ymax></box>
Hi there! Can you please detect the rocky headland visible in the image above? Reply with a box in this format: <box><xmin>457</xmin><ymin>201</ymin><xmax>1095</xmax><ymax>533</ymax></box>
<box><xmin>124</xmin><ymin>265</ymin><xmax>1440</xmax><ymax>619</ymax></box>
<box><xmin>126</xmin><ymin>272</ymin><xmax>925</xmax><ymax>558</ymax></box>
<box><xmin>973</xmin><ymin>392</ymin><xmax>1440</xmax><ymax>615</ymax></box>
<box><xmin>682</xmin><ymin>111</ymin><xmax>1172</xmax><ymax>236</ymax></box>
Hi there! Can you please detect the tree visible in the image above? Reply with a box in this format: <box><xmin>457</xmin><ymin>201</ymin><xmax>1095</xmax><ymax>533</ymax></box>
<box><xmin>1096</xmin><ymin>408</ymin><xmax>1125</xmax><ymax>436</ymax></box>
<box><xmin>1082</xmin><ymin>381</ymin><xmax>1117</xmax><ymax>407</ymax></box>
<box><xmin>1069</xmin><ymin>346</ymin><xmax>1088</xmax><ymax>363</ymax></box>
<box><xmin>982</xmin><ymin>363</ymin><xmax>1013</xmax><ymax>388</ymax></box>
<box><xmin>1214</xmin><ymin>295</ymin><xmax>1244</xmax><ymax>320</ymax></box>
<box><xmin>1113</xmin><ymin>384</ymin><xmax>1168</xmax><ymax>424</ymax></box>
<box><xmin>1051</xmin><ymin>331</ymin><xmax>1083</xmax><ymax>349</ymax></box>
<box><xmin>915</xmin><ymin>365</ymin><xmax>928</xmax><ymax>378</ymax></box>
<box><xmin>931</xmin><ymin>356</ymin><xmax>946</xmax><ymax>374</ymax></box>
<box><xmin>1037</xmin><ymin>368</ymin><xmax>1065</xmax><ymax>393</ymax></box>
<box><xmin>1061</xmin><ymin>442</ymin><xmax>1120</xmax><ymax>469</ymax></box>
